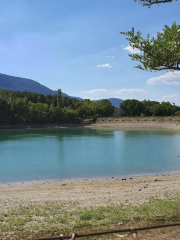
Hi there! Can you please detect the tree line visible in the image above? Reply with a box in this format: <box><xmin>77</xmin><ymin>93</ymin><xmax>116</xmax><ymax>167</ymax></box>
<box><xmin>0</xmin><ymin>88</ymin><xmax>114</xmax><ymax>125</ymax></box>
<box><xmin>120</xmin><ymin>99</ymin><xmax>180</xmax><ymax>117</ymax></box>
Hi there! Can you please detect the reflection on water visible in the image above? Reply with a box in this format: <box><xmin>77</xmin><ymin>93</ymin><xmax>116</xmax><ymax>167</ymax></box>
<box><xmin>0</xmin><ymin>128</ymin><xmax>180</xmax><ymax>183</ymax></box>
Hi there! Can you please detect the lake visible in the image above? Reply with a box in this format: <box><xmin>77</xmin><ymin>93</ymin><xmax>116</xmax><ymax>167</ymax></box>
<box><xmin>0</xmin><ymin>128</ymin><xmax>180</xmax><ymax>183</ymax></box>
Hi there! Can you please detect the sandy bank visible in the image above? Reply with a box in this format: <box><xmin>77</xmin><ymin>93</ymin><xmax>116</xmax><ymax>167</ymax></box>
<box><xmin>0</xmin><ymin>117</ymin><xmax>179</xmax><ymax>130</ymax></box>
<box><xmin>85</xmin><ymin>117</ymin><xmax>180</xmax><ymax>131</ymax></box>
<box><xmin>86</xmin><ymin>122</ymin><xmax>180</xmax><ymax>131</ymax></box>
<box><xmin>0</xmin><ymin>173</ymin><xmax>180</xmax><ymax>212</ymax></box>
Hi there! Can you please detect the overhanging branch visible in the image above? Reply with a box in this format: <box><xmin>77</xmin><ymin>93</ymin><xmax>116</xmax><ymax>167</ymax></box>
<box><xmin>139</xmin><ymin>0</ymin><xmax>175</xmax><ymax>7</ymax></box>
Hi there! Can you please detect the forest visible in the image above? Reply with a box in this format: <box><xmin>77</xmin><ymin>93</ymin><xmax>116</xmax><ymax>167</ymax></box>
<box><xmin>0</xmin><ymin>88</ymin><xmax>179</xmax><ymax>125</ymax></box>
<box><xmin>120</xmin><ymin>99</ymin><xmax>180</xmax><ymax>117</ymax></box>
<box><xmin>0</xmin><ymin>88</ymin><xmax>114</xmax><ymax>125</ymax></box>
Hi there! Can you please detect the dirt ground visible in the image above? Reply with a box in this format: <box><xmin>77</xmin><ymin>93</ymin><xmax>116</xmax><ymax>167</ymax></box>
<box><xmin>1</xmin><ymin>173</ymin><xmax>180</xmax><ymax>213</ymax></box>
<box><xmin>86</xmin><ymin>116</ymin><xmax>180</xmax><ymax>131</ymax></box>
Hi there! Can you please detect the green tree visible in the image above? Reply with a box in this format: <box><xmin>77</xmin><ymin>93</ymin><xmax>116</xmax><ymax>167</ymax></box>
<box><xmin>142</xmin><ymin>100</ymin><xmax>160</xmax><ymax>116</ymax></box>
<box><xmin>120</xmin><ymin>99</ymin><xmax>144</xmax><ymax>116</ymax></box>
<box><xmin>0</xmin><ymin>99</ymin><xmax>11</xmax><ymax>124</ymax></box>
<box><xmin>62</xmin><ymin>107</ymin><xmax>78</xmax><ymax>123</ymax></box>
<box><xmin>57</xmin><ymin>89</ymin><xmax>63</xmax><ymax>121</ymax></box>
<box><xmin>13</xmin><ymin>97</ymin><xmax>29</xmax><ymax>123</ymax></box>
<box><xmin>37</xmin><ymin>94</ymin><xmax>46</xmax><ymax>103</ymax></box>
<box><xmin>121</xmin><ymin>22</ymin><xmax>180</xmax><ymax>72</ymax></box>
<box><xmin>77</xmin><ymin>99</ymin><xmax>93</xmax><ymax>117</ymax></box>
<box><xmin>98</xmin><ymin>99</ymin><xmax>114</xmax><ymax>117</ymax></box>
<box><xmin>121</xmin><ymin>1</ymin><xmax>180</xmax><ymax>72</ymax></box>
<box><xmin>28</xmin><ymin>102</ymin><xmax>49</xmax><ymax>123</ymax></box>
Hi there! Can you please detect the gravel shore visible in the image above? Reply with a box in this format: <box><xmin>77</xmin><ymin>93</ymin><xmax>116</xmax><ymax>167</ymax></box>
<box><xmin>85</xmin><ymin>117</ymin><xmax>180</xmax><ymax>131</ymax></box>
<box><xmin>1</xmin><ymin>173</ymin><xmax>180</xmax><ymax>212</ymax></box>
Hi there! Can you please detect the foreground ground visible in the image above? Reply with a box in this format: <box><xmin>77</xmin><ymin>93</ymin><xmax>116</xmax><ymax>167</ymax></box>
<box><xmin>0</xmin><ymin>174</ymin><xmax>180</xmax><ymax>239</ymax></box>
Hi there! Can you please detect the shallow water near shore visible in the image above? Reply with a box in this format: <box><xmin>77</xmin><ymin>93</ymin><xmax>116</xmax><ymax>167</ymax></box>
<box><xmin>0</xmin><ymin>128</ymin><xmax>180</xmax><ymax>183</ymax></box>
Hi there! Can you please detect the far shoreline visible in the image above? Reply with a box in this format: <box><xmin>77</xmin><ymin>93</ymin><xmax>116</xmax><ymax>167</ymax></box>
<box><xmin>0</xmin><ymin>116</ymin><xmax>180</xmax><ymax>131</ymax></box>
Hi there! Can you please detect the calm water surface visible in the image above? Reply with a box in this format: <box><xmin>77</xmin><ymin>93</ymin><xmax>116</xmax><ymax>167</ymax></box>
<box><xmin>0</xmin><ymin>128</ymin><xmax>180</xmax><ymax>183</ymax></box>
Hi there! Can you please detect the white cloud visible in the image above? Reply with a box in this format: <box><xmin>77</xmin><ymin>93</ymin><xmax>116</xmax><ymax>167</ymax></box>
<box><xmin>114</xmin><ymin>88</ymin><xmax>148</xmax><ymax>95</ymax></box>
<box><xmin>124</xmin><ymin>45</ymin><xmax>140</xmax><ymax>54</ymax></box>
<box><xmin>97</xmin><ymin>63</ymin><xmax>112</xmax><ymax>68</ymax></box>
<box><xmin>82</xmin><ymin>96</ymin><xmax>99</xmax><ymax>100</ymax></box>
<box><xmin>161</xmin><ymin>94</ymin><xmax>180</xmax><ymax>105</ymax></box>
<box><xmin>147</xmin><ymin>72</ymin><xmax>180</xmax><ymax>85</ymax></box>
<box><xmin>81</xmin><ymin>89</ymin><xmax>109</xmax><ymax>95</ymax></box>
<box><xmin>106</xmin><ymin>55</ymin><xmax>114</xmax><ymax>58</ymax></box>
<box><xmin>80</xmin><ymin>88</ymin><xmax>148</xmax><ymax>101</ymax></box>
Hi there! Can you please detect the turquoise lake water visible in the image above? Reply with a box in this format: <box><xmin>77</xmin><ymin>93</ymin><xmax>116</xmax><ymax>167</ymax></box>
<box><xmin>0</xmin><ymin>128</ymin><xmax>180</xmax><ymax>183</ymax></box>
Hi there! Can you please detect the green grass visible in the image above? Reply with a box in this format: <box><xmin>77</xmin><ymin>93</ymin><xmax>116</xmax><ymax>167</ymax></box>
<box><xmin>1</xmin><ymin>194</ymin><xmax>180</xmax><ymax>239</ymax></box>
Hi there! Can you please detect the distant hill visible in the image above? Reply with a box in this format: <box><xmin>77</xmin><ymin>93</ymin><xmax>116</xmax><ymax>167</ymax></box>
<box><xmin>0</xmin><ymin>73</ymin><xmax>123</xmax><ymax>105</ymax></box>
<box><xmin>107</xmin><ymin>98</ymin><xmax>123</xmax><ymax>107</ymax></box>
<box><xmin>0</xmin><ymin>73</ymin><xmax>68</xmax><ymax>97</ymax></box>
<box><xmin>94</xmin><ymin>98</ymin><xmax>123</xmax><ymax>107</ymax></box>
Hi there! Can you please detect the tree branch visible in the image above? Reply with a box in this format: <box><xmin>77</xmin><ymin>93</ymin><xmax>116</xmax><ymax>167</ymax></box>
<box><xmin>121</xmin><ymin>22</ymin><xmax>180</xmax><ymax>72</ymax></box>
<box><xmin>152</xmin><ymin>66</ymin><xmax>180</xmax><ymax>71</ymax></box>
<box><xmin>134</xmin><ymin>0</ymin><xmax>177</xmax><ymax>7</ymax></box>
<box><xmin>145</xmin><ymin>0</ymin><xmax>174</xmax><ymax>6</ymax></box>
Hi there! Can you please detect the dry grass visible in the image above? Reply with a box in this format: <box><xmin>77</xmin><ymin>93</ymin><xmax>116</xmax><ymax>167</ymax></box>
<box><xmin>1</xmin><ymin>195</ymin><xmax>180</xmax><ymax>240</ymax></box>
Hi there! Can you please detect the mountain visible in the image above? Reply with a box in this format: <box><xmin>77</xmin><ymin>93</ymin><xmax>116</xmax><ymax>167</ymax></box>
<box><xmin>0</xmin><ymin>73</ymin><xmax>68</xmax><ymax>97</ymax></box>
<box><xmin>94</xmin><ymin>98</ymin><xmax>123</xmax><ymax>107</ymax></box>
<box><xmin>0</xmin><ymin>73</ymin><xmax>123</xmax><ymax>105</ymax></box>
<box><xmin>107</xmin><ymin>98</ymin><xmax>123</xmax><ymax>107</ymax></box>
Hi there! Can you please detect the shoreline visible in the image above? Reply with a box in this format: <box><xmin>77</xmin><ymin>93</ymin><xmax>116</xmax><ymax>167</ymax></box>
<box><xmin>0</xmin><ymin>170</ymin><xmax>179</xmax><ymax>185</ymax></box>
<box><xmin>0</xmin><ymin>116</ymin><xmax>180</xmax><ymax>131</ymax></box>
<box><xmin>1</xmin><ymin>173</ymin><xmax>180</xmax><ymax>212</ymax></box>
<box><xmin>1</xmin><ymin>118</ymin><xmax>180</xmax><ymax>212</ymax></box>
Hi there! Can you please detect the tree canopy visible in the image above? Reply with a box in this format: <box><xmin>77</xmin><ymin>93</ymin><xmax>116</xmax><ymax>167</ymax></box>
<box><xmin>0</xmin><ymin>88</ymin><xmax>114</xmax><ymax>125</ymax></box>
<box><xmin>120</xmin><ymin>99</ymin><xmax>179</xmax><ymax>117</ymax></box>
<box><xmin>121</xmin><ymin>22</ymin><xmax>180</xmax><ymax>71</ymax></box>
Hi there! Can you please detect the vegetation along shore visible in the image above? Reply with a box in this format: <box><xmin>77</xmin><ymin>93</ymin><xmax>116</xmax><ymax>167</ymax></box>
<box><xmin>0</xmin><ymin>88</ymin><xmax>180</xmax><ymax>127</ymax></box>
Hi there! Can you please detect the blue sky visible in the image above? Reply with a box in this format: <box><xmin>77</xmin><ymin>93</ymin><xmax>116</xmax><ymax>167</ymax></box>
<box><xmin>0</xmin><ymin>0</ymin><xmax>180</xmax><ymax>105</ymax></box>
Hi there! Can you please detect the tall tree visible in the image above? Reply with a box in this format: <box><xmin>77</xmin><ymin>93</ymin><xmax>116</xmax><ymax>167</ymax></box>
<box><xmin>120</xmin><ymin>99</ymin><xmax>144</xmax><ymax>116</ymax></box>
<box><xmin>57</xmin><ymin>89</ymin><xmax>63</xmax><ymax>121</ymax></box>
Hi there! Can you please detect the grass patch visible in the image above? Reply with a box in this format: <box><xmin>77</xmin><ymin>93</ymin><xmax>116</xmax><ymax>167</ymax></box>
<box><xmin>1</xmin><ymin>195</ymin><xmax>180</xmax><ymax>239</ymax></box>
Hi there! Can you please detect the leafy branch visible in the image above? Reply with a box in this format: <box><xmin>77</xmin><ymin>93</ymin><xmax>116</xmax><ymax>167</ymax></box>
<box><xmin>120</xmin><ymin>22</ymin><xmax>180</xmax><ymax>71</ymax></box>
<box><xmin>134</xmin><ymin>0</ymin><xmax>177</xmax><ymax>7</ymax></box>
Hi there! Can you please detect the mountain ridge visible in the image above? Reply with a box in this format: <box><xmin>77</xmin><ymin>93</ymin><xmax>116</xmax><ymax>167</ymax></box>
<box><xmin>0</xmin><ymin>73</ymin><xmax>123</xmax><ymax>106</ymax></box>
<box><xmin>93</xmin><ymin>98</ymin><xmax>123</xmax><ymax>107</ymax></box>
<box><xmin>0</xmin><ymin>73</ymin><xmax>69</xmax><ymax>96</ymax></box>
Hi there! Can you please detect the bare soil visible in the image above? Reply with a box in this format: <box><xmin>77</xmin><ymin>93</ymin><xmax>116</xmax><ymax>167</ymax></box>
<box><xmin>1</xmin><ymin>173</ymin><xmax>180</xmax><ymax>213</ymax></box>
